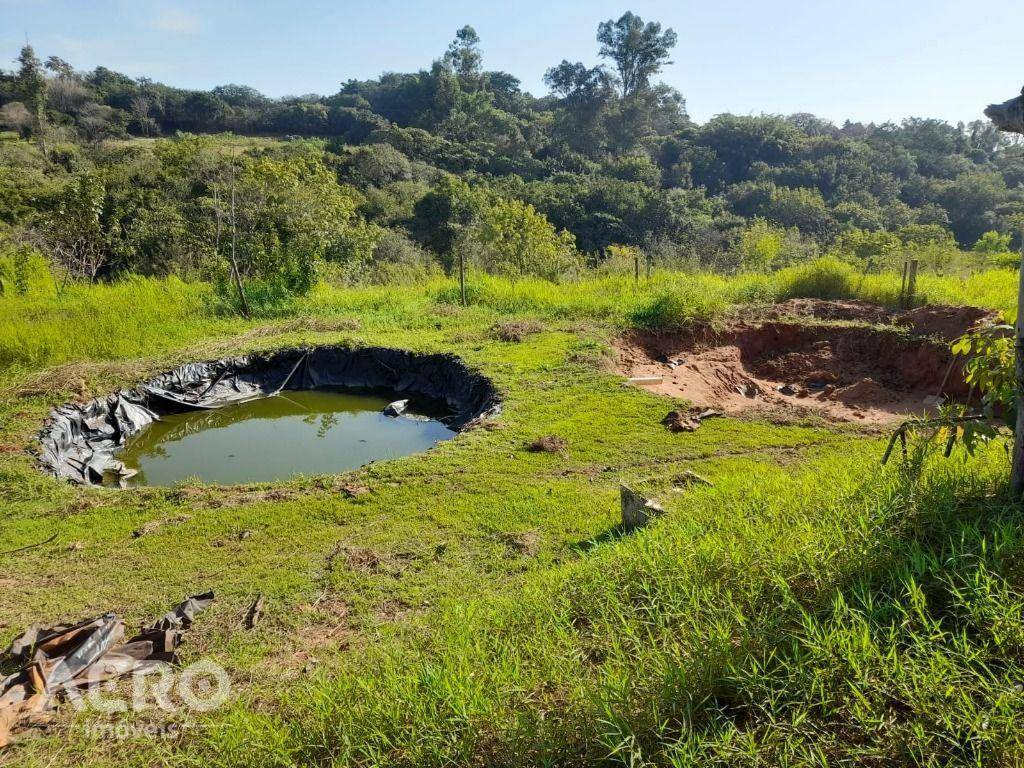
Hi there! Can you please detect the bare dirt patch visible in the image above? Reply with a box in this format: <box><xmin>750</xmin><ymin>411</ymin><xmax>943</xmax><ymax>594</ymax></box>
<box><xmin>616</xmin><ymin>302</ymin><xmax>994</xmax><ymax>424</ymax></box>
<box><xmin>763</xmin><ymin>299</ymin><xmax>994</xmax><ymax>342</ymax></box>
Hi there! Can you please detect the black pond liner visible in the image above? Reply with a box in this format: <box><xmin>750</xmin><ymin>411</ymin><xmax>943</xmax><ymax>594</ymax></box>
<box><xmin>39</xmin><ymin>345</ymin><xmax>502</xmax><ymax>486</ymax></box>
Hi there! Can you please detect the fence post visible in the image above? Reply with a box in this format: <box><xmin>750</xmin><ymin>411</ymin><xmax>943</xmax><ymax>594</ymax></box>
<box><xmin>906</xmin><ymin>258</ymin><xmax>919</xmax><ymax>307</ymax></box>
<box><xmin>1013</xmin><ymin>227</ymin><xmax>1024</xmax><ymax>497</ymax></box>
<box><xmin>899</xmin><ymin>260</ymin><xmax>909</xmax><ymax>307</ymax></box>
<box><xmin>459</xmin><ymin>251</ymin><xmax>466</xmax><ymax>307</ymax></box>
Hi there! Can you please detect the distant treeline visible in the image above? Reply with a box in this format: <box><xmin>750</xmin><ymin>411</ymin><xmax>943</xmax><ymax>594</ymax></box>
<box><xmin>1</xmin><ymin>13</ymin><xmax>1023</xmax><ymax>305</ymax></box>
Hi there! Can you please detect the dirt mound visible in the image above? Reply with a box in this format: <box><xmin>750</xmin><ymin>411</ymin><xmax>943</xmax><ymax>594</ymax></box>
<box><xmin>896</xmin><ymin>304</ymin><xmax>994</xmax><ymax>342</ymax></box>
<box><xmin>616</xmin><ymin>301</ymin><xmax>990</xmax><ymax>424</ymax></box>
<box><xmin>765</xmin><ymin>298</ymin><xmax>895</xmax><ymax>325</ymax></box>
<box><xmin>765</xmin><ymin>299</ymin><xmax>994</xmax><ymax>342</ymax></box>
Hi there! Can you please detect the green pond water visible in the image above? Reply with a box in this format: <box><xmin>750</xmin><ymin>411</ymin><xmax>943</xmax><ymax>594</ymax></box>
<box><xmin>118</xmin><ymin>389</ymin><xmax>455</xmax><ymax>486</ymax></box>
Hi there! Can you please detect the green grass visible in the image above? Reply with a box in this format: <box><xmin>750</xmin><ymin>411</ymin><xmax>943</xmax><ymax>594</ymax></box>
<box><xmin>1</xmin><ymin>267</ymin><xmax>1022</xmax><ymax>766</ymax></box>
<box><xmin>1</xmin><ymin>265</ymin><xmax>1016</xmax><ymax>370</ymax></box>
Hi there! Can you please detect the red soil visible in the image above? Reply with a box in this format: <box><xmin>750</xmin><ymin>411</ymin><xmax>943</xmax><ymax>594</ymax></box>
<box><xmin>616</xmin><ymin>301</ymin><xmax>996</xmax><ymax>424</ymax></box>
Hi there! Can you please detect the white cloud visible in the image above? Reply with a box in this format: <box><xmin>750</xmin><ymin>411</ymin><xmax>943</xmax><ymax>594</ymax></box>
<box><xmin>150</xmin><ymin>6</ymin><xmax>200</xmax><ymax>34</ymax></box>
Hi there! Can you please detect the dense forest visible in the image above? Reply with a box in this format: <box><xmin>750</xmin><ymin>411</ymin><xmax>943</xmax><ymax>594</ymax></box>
<box><xmin>2</xmin><ymin>12</ymin><xmax>1023</xmax><ymax>307</ymax></box>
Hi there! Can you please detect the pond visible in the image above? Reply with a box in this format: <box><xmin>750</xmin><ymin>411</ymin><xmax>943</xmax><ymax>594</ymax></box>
<box><xmin>116</xmin><ymin>389</ymin><xmax>455</xmax><ymax>486</ymax></box>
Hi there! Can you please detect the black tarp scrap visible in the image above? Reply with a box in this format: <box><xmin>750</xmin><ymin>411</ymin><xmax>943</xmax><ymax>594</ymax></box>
<box><xmin>0</xmin><ymin>593</ymin><xmax>213</xmax><ymax>747</ymax></box>
<box><xmin>38</xmin><ymin>346</ymin><xmax>502</xmax><ymax>486</ymax></box>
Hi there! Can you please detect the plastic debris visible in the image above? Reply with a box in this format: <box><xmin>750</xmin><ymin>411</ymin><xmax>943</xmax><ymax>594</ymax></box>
<box><xmin>0</xmin><ymin>592</ymin><xmax>213</xmax><ymax>748</ymax></box>
<box><xmin>383</xmin><ymin>399</ymin><xmax>409</xmax><ymax>417</ymax></box>
<box><xmin>661</xmin><ymin>408</ymin><xmax>723</xmax><ymax>433</ymax></box>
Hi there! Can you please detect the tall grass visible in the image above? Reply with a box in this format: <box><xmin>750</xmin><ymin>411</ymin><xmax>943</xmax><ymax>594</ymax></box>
<box><xmin>196</xmin><ymin>445</ymin><xmax>1023</xmax><ymax>766</ymax></box>
<box><xmin>0</xmin><ymin>266</ymin><xmax>1017</xmax><ymax>369</ymax></box>
<box><xmin>0</xmin><ymin>277</ymin><xmax>235</xmax><ymax>369</ymax></box>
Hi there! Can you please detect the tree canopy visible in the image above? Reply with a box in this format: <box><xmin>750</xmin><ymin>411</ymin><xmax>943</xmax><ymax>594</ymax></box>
<box><xmin>1</xmin><ymin>13</ymin><xmax>1023</xmax><ymax>298</ymax></box>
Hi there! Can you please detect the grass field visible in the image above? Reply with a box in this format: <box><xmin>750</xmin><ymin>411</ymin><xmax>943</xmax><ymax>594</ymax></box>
<box><xmin>1</xmin><ymin>264</ymin><xmax>1023</xmax><ymax>766</ymax></box>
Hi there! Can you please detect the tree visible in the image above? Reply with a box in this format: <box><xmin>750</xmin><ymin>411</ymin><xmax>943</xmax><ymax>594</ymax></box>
<box><xmin>443</xmin><ymin>26</ymin><xmax>483</xmax><ymax>83</ymax></box>
<box><xmin>129</xmin><ymin>94</ymin><xmax>159</xmax><ymax>136</ymax></box>
<box><xmin>15</xmin><ymin>45</ymin><xmax>49</xmax><ymax>154</ymax></box>
<box><xmin>985</xmin><ymin>86</ymin><xmax>1024</xmax><ymax>134</ymax></box>
<box><xmin>737</xmin><ymin>219</ymin><xmax>786</xmax><ymax>271</ymax></box>
<box><xmin>409</xmin><ymin>175</ymin><xmax>482</xmax><ymax>264</ymax></box>
<box><xmin>543</xmin><ymin>61</ymin><xmax>615</xmax><ymax>155</ymax></box>
<box><xmin>973</xmin><ymin>230</ymin><xmax>1013</xmax><ymax>254</ymax></box>
<box><xmin>39</xmin><ymin>173</ymin><xmax>107</xmax><ymax>286</ymax></box>
<box><xmin>44</xmin><ymin>56</ymin><xmax>75</xmax><ymax>79</ymax></box>
<box><xmin>209</xmin><ymin>151</ymin><xmax>369</xmax><ymax>312</ymax></box>
<box><xmin>544</xmin><ymin>61</ymin><xmax>611</xmax><ymax>101</ymax></box>
<box><xmin>596</xmin><ymin>12</ymin><xmax>677</xmax><ymax>98</ymax></box>
<box><xmin>462</xmin><ymin>197</ymin><xmax>580</xmax><ymax>281</ymax></box>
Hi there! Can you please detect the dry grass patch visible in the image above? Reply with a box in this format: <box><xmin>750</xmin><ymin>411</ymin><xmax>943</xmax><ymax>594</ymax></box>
<box><xmin>491</xmin><ymin>319</ymin><xmax>544</xmax><ymax>342</ymax></box>
<box><xmin>526</xmin><ymin>435</ymin><xmax>568</xmax><ymax>453</ymax></box>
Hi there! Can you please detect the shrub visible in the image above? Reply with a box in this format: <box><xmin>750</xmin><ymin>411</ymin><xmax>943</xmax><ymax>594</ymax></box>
<box><xmin>631</xmin><ymin>288</ymin><xmax>727</xmax><ymax>329</ymax></box>
<box><xmin>972</xmin><ymin>230</ymin><xmax>1012</xmax><ymax>254</ymax></box>
<box><xmin>461</xmin><ymin>198</ymin><xmax>581</xmax><ymax>282</ymax></box>
<box><xmin>364</xmin><ymin>230</ymin><xmax>440</xmax><ymax>284</ymax></box>
<box><xmin>598</xmin><ymin>244</ymin><xmax>643</xmax><ymax>274</ymax></box>
<box><xmin>777</xmin><ymin>257</ymin><xmax>856</xmax><ymax>300</ymax></box>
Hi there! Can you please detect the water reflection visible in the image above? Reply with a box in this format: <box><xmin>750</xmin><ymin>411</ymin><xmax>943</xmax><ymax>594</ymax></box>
<box><xmin>118</xmin><ymin>389</ymin><xmax>454</xmax><ymax>486</ymax></box>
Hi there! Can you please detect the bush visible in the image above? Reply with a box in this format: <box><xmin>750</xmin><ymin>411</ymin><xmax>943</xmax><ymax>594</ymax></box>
<box><xmin>631</xmin><ymin>288</ymin><xmax>727</xmax><ymax>329</ymax></box>
<box><xmin>777</xmin><ymin>257</ymin><xmax>856</xmax><ymax>300</ymax></box>
<box><xmin>598</xmin><ymin>244</ymin><xmax>643</xmax><ymax>274</ymax></box>
<box><xmin>365</xmin><ymin>230</ymin><xmax>440</xmax><ymax>284</ymax></box>
<box><xmin>213</xmin><ymin>274</ymin><xmax>298</xmax><ymax>317</ymax></box>
<box><xmin>461</xmin><ymin>197</ymin><xmax>581</xmax><ymax>282</ymax></box>
<box><xmin>0</xmin><ymin>241</ymin><xmax>52</xmax><ymax>296</ymax></box>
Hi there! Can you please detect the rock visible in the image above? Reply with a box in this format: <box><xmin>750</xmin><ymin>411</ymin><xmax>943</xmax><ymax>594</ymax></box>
<box><xmin>672</xmin><ymin>470</ymin><xmax>713</xmax><ymax>488</ymax></box>
<box><xmin>339</xmin><ymin>483</ymin><xmax>370</xmax><ymax>498</ymax></box>
<box><xmin>661</xmin><ymin>410</ymin><xmax>701</xmax><ymax>433</ymax></box>
<box><xmin>662</xmin><ymin>408</ymin><xmax>722</xmax><ymax>433</ymax></box>
<box><xmin>736</xmin><ymin>382</ymin><xmax>760</xmax><ymax>398</ymax></box>
<box><xmin>620</xmin><ymin>485</ymin><xmax>665</xmax><ymax>531</ymax></box>
<box><xmin>383</xmin><ymin>399</ymin><xmax>409</xmax><ymax>417</ymax></box>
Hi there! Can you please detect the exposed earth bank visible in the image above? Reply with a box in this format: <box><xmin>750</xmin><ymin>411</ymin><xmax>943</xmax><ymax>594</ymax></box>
<box><xmin>616</xmin><ymin>300</ymin><xmax>997</xmax><ymax>424</ymax></box>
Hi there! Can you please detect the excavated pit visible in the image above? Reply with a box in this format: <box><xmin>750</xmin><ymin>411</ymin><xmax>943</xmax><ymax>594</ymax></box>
<box><xmin>616</xmin><ymin>301</ymin><xmax>995</xmax><ymax>424</ymax></box>
<box><xmin>39</xmin><ymin>345</ymin><xmax>501</xmax><ymax>486</ymax></box>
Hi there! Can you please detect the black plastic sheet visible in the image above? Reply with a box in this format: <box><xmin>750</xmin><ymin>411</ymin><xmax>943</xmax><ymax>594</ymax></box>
<box><xmin>39</xmin><ymin>346</ymin><xmax>501</xmax><ymax>486</ymax></box>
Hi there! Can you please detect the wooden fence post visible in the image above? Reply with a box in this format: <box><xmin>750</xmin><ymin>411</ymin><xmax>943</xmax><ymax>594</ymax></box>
<box><xmin>459</xmin><ymin>251</ymin><xmax>467</xmax><ymax>307</ymax></box>
<box><xmin>1013</xmin><ymin>230</ymin><xmax>1024</xmax><ymax>496</ymax></box>
<box><xmin>906</xmin><ymin>259</ymin><xmax>919</xmax><ymax>307</ymax></box>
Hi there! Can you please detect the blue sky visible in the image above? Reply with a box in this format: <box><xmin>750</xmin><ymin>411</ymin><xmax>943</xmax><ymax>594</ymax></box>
<box><xmin>2</xmin><ymin>0</ymin><xmax>1023</xmax><ymax>125</ymax></box>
